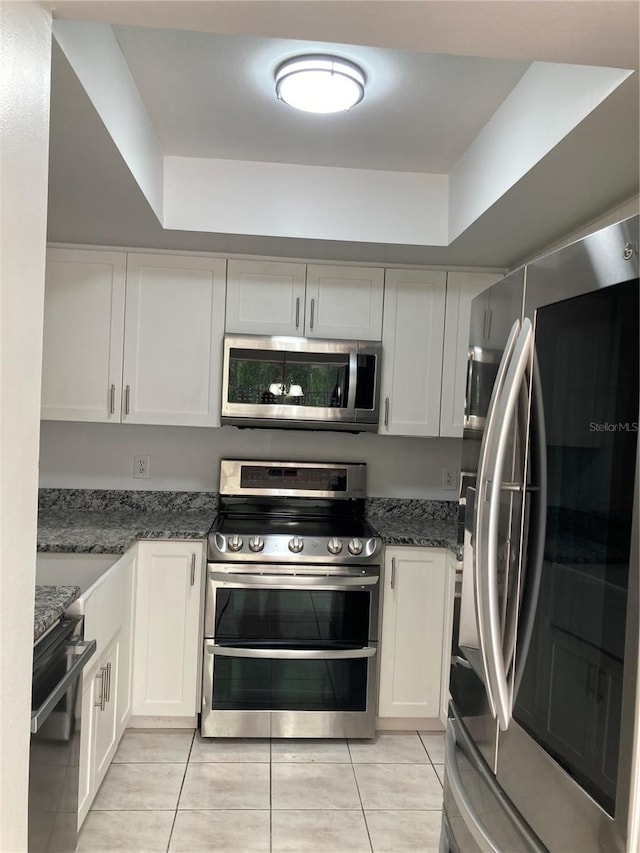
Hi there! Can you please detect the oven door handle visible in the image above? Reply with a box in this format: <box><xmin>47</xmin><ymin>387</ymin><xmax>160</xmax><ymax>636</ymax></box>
<box><xmin>206</xmin><ymin>644</ymin><xmax>377</xmax><ymax>660</ymax></box>
<box><xmin>208</xmin><ymin>571</ymin><xmax>379</xmax><ymax>587</ymax></box>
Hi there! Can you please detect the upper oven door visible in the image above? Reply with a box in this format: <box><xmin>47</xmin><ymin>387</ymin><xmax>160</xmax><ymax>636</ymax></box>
<box><xmin>205</xmin><ymin>564</ymin><xmax>380</xmax><ymax>644</ymax></box>
<box><xmin>220</xmin><ymin>335</ymin><xmax>381</xmax><ymax>430</ymax></box>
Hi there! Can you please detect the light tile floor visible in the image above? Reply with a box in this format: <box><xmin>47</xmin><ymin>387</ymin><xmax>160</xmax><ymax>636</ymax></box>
<box><xmin>78</xmin><ymin>729</ymin><xmax>445</xmax><ymax>853</ymax></box>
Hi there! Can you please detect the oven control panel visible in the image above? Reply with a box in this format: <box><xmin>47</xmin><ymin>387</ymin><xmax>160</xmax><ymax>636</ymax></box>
<box><xmin>209</xmin><ymin>532</ymin><xmax>380</xmax><ymax>564</ymax></box>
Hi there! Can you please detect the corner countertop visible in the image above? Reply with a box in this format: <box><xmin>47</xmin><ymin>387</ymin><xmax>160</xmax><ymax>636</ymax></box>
<box><xmin>34</xmin><ymin>584</ymin><xmax>81</xmax><ymax>643</ymax></box>
<box><xmin>37</xmin><ymin>509</ymin><xmax>216</xmax><ymax>554</ymax></box>
<box><xmin>37</xmin><ymin>490</ymin><xmax>218</xmax><ymax>554</ymax></box>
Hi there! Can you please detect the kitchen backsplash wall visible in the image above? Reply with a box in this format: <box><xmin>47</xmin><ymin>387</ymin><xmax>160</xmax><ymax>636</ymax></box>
<box><xmin>38</xmin><ymin>421</ymin><xmax>462</xmax><ymax>499</ymax></box>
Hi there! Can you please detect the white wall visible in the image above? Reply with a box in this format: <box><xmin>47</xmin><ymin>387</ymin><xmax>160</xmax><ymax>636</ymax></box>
<box><xmin>514</xmin><ymin>193</ymin><xmax>639</xmax><ymax>268</ymax></box>
<box><xmin>0</xmin><ymin>4</ymin><xmax>52</xmax><ymax>850</ymax></box>
<box><xmin>38</xmin><ymin>421</ymin><xmax>462</xmax><ymax>500</ymax></box>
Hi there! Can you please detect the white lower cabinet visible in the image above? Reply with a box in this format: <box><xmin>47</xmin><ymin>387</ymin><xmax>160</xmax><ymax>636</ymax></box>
<box><xmin>132</xmin><ymin>540</ymin><xmax>204</xmax><ymax>718</ymax></box>
<box><xmin>77</xmin><ymin>547</ymin><xmax>136</xmax><ymax>827</ymax></box>
<box><xmin>378</xmin><ymin>547</ymin><xmax>448</xmax><ymax>719</ymax></box>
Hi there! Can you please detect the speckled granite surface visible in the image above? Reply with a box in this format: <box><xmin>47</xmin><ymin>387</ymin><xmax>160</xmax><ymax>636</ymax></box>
<box><xmin>366</xmin><ymin>498</ymin><xmax>459</xmax><ymax>553</ymax></box>
<box><xmin>34</xmin><ymin>585</ymin><xmax>81</xmax><ymax>642</ymax></box>
<box><xmin>38</xmin><ymin>490</ymin><xmax>217</xmax><ymax>554</ymax></box>
<box><xmin>37</xmin><ymin>489</ymin><xmax>460</xmax><ymax>555</ymax></box>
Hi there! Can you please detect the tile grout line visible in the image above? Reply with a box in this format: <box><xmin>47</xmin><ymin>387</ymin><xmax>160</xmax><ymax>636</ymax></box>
<box><xmin>348</xmin><ymin>738</ymin><xmax>375</xmax><ymax>853</ymax></box>
<box><xmin>165</xmin><ymin>729</ymin><xmax>196</xmax><ymax>853</ymax></box>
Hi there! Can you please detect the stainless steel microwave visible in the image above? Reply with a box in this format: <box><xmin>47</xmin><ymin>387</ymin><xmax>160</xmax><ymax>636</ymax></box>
<box><xmin>221</xmin><ymin>335</ymin><xmax>382</xmax><ymax>431</ymax></box>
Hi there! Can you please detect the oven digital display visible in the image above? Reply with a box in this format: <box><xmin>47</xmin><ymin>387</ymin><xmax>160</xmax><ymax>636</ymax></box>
<box><xmin>240</xmin><ymin>466</ymin><xmax>348</xmax><ymax>491</ymax></box>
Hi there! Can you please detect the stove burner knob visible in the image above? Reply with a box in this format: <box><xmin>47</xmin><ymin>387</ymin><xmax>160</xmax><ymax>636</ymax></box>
<box><xmin>348</xmin><ymin>537</ymin><xmax>364</xmax><ymax>556</ymax></box>
<box><xmin>288</xmin><ymin>536</ymin><xmax>304</xmax><ymax>554</ymax></box>
<box><xmin>228</xmin><ymin>534</ymin><xmax>243</xmax><ymax>552</ymax></box>
<box><xmin>327</xmin><ymin>537</ymin><xmax>343</xmax><ymax>555</ymax></box>
<box><xmin>249</xmin><ymin>536</ymin><xmax>265</xmax><ymax>553</ymax></box>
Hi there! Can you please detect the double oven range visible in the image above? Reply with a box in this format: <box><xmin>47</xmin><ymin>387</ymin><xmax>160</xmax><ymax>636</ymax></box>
<box><xmin>202</xmin><ymin>460</ymin><xmax>381</xmax><ymax>739</ymax></box>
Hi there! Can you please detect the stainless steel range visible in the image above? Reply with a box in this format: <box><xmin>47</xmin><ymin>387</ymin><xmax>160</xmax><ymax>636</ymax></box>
<box><xmin>201</xmin><ymin>459</ymin><xmax>382</xmax><ymax>739</ymax></box>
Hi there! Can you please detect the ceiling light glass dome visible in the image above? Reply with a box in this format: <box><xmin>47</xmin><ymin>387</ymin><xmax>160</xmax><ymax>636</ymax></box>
<box><xmin>275</xmin><ymin>55</ymin><xmax>366</xmax><ymax>114</ymax></box>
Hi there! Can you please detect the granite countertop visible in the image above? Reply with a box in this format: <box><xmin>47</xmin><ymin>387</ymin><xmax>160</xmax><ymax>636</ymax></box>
<box><xmin>37</xmin><ymin>490</ymin><xmax>218</xmax><ymax>554</ymax></box>
<box><xmin>37</xmin><ymin>508</ymin><xmax>216</xmax><ymax>554</ymax></box>
<box><xmin>34</xmin><ymin>584</ymin><xmax>81</xmax><ymax>643</ymax></box>
<box><xmin>36</xmin><ymin>489</ymin><xmax>460</xmax><ymax>557</ymax></box>
<box><xmin>365</xmin><ymin>497</ymin><xmax>459</xmax><ymax>555</ymax></box>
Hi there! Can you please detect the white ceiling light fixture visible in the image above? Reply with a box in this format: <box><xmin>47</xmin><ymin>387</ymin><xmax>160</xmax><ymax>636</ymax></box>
<box><xmin>275</xmin><ymin>55</ymin><xmax>366</xmax><ymax>114</ymax></box>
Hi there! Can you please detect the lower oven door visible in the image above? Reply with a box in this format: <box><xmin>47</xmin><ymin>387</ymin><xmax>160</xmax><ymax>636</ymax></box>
<box><xmin>201</xmin><ymin>642</ymin><xmax>378</xmax><ymax>738</ymax></box>
<box><xmin>202</xmin><ymin>563</ymin><xmax>380</xmax><ymax>738</ymax></box>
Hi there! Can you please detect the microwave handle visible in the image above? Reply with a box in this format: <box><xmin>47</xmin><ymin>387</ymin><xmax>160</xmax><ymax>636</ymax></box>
<box><xmin>347</xmin><ymin>350</ymin><xmax>358</xmax><ymax>411</ymax></box>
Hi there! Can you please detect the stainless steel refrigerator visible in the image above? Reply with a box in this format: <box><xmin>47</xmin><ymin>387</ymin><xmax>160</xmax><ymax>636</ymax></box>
<box><xmin>442</xmin><ymin>215</ymin><xmax>639</xmax><ymax>853</ymax></box>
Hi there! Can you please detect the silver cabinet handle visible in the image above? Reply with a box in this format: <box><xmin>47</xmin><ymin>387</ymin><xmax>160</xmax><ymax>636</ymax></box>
<box><xmin>190</xmin><ymin>553</ymin><xmax>196</xmax><ymax>586</ymax></box>
<box><xmin>207</xmin><ymin>644</ymin><xmax>377</xmax><ymax>660</ymax></box>
<box><xmin>310</xmin><ymin>298</ymin><xmax>315</xmax><ymax>330</ymax></box>
<box><xmin>31</xmin><ymin>640</ymin><xmax>96</xmax><ymax>734</ymax></box>
<box><xmin>95</xmin><ymin>666</ymin><xmax>108</xmax><ymax>711</ymax></box>
<box><xmin>109</xmin><ymin>384</ymin><xmax>116</xmax><ymax>415</ymax></box>
<box><xmin>390</xmin><ymin>557</ymin><xmax>396</xmax><ymax>589</ymax></box>
<box><xmin>105</xmin><ymin>661</ymin><xmax>112</xmax><ymax>704</ymax></box>
<box><xmin>124</xmin><ymin>385</ymin><xmax>131</xmax><ymax>415</ymax></box>
<box><xmin>384</xmin><ymin>397</ymin><xmax>390</xmax><ymax>429</ymax></box>
<box><xmin>295</xmin><ymin>297</ymin><xmax>300</xmax><ymax>330</ymax></box>
<box><xmin>464</xmin><ymin>349</ymin><xmax>475</xmax><ymax>422</ymax></box>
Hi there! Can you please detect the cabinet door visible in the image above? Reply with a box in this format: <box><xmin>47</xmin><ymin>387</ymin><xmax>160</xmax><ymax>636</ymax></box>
<box><xmin>440</xmin><ymin>550</ymin><xmax>460</xmax><ymax>725</ymax></box>
<box><xmin>93</xmin><ymin>633</ymin><xmax>120</xmax><ymax>787</ymax></box>
<box><xmin>304</xmin><ymin>265</ymin><xmax>384</xmax><ymax>340</ymax></box>
<box><xmin>114</xmin><ymin>548</ymin><xmax>136</xmax><ymax>736</ymax></box>
<box><xmin>41</xmin><ymin>248</ymin><xmax>125</xmax><ymax>422</ymax></box>
<box><xmin>123</xmin><ymin>253</ymin><xmax>226</xmax><ymax>426</ymax></box>
<box><xmin>440</xmin><ymin>272</ymin><xmax>502</xmax><ymax>437</ymax></box>
<box><xmin>378</xmin><ymin>547</ymin><xmax>447</xmax><ymax>718</ymax></box>
<box><xmin>77</xmin><ymin>658</ymin><xmax>98</xmax><ymax>828</ymax></box>
<box><xmin>225</xmin><ymin>259</ymin><xmax>306</xmax><ymax>335</ymax></box>
<box><xmin>133</xmin><ymin>541</ymin><xmax>204</xmax><ymax>718</ymax></box>
<box><xmin>380</xmin><ymin>270</ymin><xmax>446</xmax><ymax>436</ymax></box>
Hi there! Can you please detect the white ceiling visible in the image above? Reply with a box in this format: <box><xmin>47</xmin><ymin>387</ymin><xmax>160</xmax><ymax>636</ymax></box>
<box><xmin>47</xmin><ymin>1</ymin><xmax>640</xmax><ymax>269</ymax></box>
<box><xmin>111</xmin><ymin>26</ymin><xmax>529</xmax><ymax>173</ymax></box>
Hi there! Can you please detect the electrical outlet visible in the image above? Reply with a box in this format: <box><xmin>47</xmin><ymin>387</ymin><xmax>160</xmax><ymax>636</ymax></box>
<box><xmin>442</xmin><ymin>467</ymin><xmax>458</xmax><ymax>491</ymax></box>
<box><xmin>133</xmin><ymin>454</ymin><xmax>150</xmax><ymax>479</ymax></box>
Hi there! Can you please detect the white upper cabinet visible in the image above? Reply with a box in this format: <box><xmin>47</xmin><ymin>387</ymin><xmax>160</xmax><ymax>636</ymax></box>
<box><xmin>225</xmin><ymin>260</ymin><xmax>307</xmax><ymax>335</ymax></box>
<box><xmin>379</xmin><ymin>269</ymin><xmax>447</xmax><ymax>436</ymax></box>
<box><xmin>225</xmin><ymin>260</ymin><xmax>384</xmax><ymax>340</ymax></box>
<box><xmin>304</xmin><ymin>265</ymin><xmax>384</xmax><ymax>340</ymax></box>
<box><xmin>122</xmin><ymin>254</ymin><xmax>226</xmax><ymax>426</ymax></box>
<box><xmin>41</xmin><ymin>249</ymin><xmax>126</xmax><ymax>422</ymax></box>
<box><xmin>440</xmin><ymin>272</ymin><xmax>502</xmax><ymax>437</ymax></box>
<box><xmin>41</xmin><ymin>249</ymin><xmax>226</xmax><ymax>427</ymax></box>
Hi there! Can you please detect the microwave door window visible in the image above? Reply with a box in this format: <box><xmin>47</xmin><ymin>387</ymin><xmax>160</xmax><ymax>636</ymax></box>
<box><xmin>228</xmin><ymin>349</ymin><xmax>285</xmax><ymax>404</ymax></box>
<box><xmin>283</xmin><ymin>352</ymin><xmax>350</xmax><ymax>409</ymax></box>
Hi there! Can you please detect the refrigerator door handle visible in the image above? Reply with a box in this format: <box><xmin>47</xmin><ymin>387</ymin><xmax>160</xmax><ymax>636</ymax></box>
<box><xmin>474</xmin><ymin>318</ymin><xmax>521</xmax><ymax>719</ymax></box>
<box><xmin>445</xmin><ymin>725</ymin><xmax>501</xmax><ymax>853</ymax></box>
<box><xmin>513</xmin><ymin>349</ymin><xmax>547</xmax><ymax>697</ymax></box>
<box><xmin>481</xmin><ymin>318</ymin><xmax>533</xmax><ymax>731</ymax></box>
